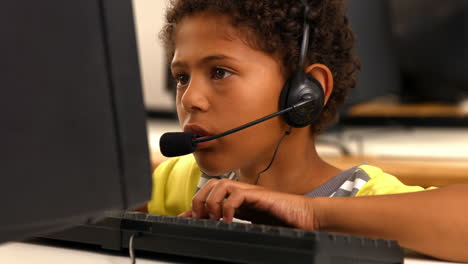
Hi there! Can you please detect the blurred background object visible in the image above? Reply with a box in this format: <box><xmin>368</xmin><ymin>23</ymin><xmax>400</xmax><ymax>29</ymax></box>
<box><xmin>132</xmin><ymin>0</ymin><xmax>176</xmax><ymax>117</ymax></box>
<box><xmin>344</xmin><ymin>0</ymin><xmax>401</xmax><ymax>108</ymax></box>
<box><xmin>341</xmin><ymin>0</ymin><xmax>468</xmax><ymax>127</ymax></box>
<box><xmin>390</xmin><ymin>0</ymin><xmax>468</xmax><ymax>104</ymax></box>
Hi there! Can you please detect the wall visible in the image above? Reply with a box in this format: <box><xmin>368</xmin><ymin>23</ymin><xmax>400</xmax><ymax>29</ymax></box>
<box><xmin>132</xmin><ymin>0</ymin><xmax>174</xmax><ymax>112</ymax></box>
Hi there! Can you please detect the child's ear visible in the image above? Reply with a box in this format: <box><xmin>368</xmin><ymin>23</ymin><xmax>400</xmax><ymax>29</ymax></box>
<box><xmin>304</xmin><ymin>64</ymin><xmax>334</xmax><ymax>106</ymax></box>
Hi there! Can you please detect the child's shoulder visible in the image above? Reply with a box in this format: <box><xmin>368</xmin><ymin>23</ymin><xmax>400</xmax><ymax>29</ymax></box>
<box><xmin>355</xmin><ymin>164</ymin><xmax>436</xmax><ymax>197</ymax></box>
<box><xmin>155</xmin><ymin>154</ymin><xmax>198</xmax><ymax>176</ymax></box>
<box><xmin>148</xmin><ymin>154</ymin><xmax>201</xmax><ymax>215</ymax></box>
<box><xmin>154</xmin><ymin>154</ymin><xmax>201</xmax><ymax>188</ymax></box>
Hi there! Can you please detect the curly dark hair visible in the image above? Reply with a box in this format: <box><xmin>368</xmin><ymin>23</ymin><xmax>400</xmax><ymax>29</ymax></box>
<box><xmin>160</xmin><ymin>0</ymin><xmax>360</xmax><ymax>133</ymax></box>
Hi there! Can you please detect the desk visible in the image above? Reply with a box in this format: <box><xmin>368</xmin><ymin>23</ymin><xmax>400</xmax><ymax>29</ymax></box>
<box><xmin>0</xmin><ymin>242</ymin><xmax>464</xmax><ymax>264</ymax></box>
<box><xmin>317</xmin><ymin>126</ymin><xmax>468</xmax><ymax>187</ymax></box>
<box><xmin>344</xmin><ymin>100</ymin><xmax>468</xmax><ymax>127</ymax></box>
<box><xmin>347</xmin><ymin>102</ymin><xmax>468</xmax><ymax>118</ymax></box>
<box><xmin>0</xmin><ymin>242</ymin><xmax>170</xmax><ymax>264</ymax></box>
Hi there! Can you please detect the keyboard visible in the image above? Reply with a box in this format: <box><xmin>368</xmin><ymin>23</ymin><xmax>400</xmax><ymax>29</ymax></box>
<box><xmin>41</xmin><ymin>211</ymin><xmax>403</xmax><ymax>264</ymax></box>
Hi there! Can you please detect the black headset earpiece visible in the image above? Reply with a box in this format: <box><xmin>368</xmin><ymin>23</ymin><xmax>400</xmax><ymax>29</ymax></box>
<box><xmin>279</xmin><ymin>71</ymin><xmax>324</xmax><ymax>128</ymax></box>
<box><xmin>279</xmin><ymin>2</ymin><xmax>325</xmax><ymax>128</ymax></box>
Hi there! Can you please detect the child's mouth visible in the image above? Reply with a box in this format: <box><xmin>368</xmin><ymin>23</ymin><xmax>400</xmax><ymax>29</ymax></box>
<box><xmin>195</xmin><ymin>134</ymin><xmax>209</xmax><ymax>139</ymax></box>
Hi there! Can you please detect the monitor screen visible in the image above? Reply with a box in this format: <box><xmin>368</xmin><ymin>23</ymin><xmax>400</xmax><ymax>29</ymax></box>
<box><xmin>344</xmin><ymin>0</ymin><xmax>401</xmax><ymax>108</ymax></box>
<box><xmin>0</xmin><ymin>0</ymin><xmax>152</xmax><ymax>243</ymax></box>
<box><xmin>345</xmin><ymin>0</ymin><xmax>468</xmax><ymax>107</ymax></box>
<box><xmin>390</xmin><ymin>0</ymin><xmax>468</xmax><ymax>103</ymax></box>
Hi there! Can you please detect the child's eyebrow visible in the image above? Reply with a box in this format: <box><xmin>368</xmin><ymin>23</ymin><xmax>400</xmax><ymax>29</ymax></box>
<box><xmin>171</xmin><ymin>55</ymin><xmax>239</xmax><ymax>69</ymax></box>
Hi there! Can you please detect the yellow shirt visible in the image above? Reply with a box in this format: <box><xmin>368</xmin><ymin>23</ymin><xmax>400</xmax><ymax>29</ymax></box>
<box><xmin>148</xmin><ymin>155</ymin><xmax>202</xmax><ymax>216</ymax></box>
<box><xmin>355</xmin><ymin>165</ymin><xmax>435</xmax><ymax>196</ymax></box>
<box><xmin>147</xmin><ymin>155</ymin><xmax>435</xmax><ymax>216</ymax></box>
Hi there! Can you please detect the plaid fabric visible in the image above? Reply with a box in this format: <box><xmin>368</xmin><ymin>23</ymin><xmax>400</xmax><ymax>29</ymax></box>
<box><xmin>196</xmin><ymin>165</ymin><xmax>369</xmax><ymax>198</ymax></box>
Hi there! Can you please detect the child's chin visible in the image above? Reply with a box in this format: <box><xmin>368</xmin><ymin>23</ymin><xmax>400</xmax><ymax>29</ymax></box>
<box><xmin>196</xmin><ymin>158</ymin><xmax>231</xmax><ymax>176</ymax></box>
<box><xmin>199</xmin><ymin>166</ymin><xmax>231</xmax><ymax>177</ymax></box>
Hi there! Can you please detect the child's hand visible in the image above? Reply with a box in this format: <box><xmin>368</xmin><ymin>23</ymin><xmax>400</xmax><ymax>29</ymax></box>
<box><xmin>178</xmin><ymin>179</ymin><xmax>320</xmax><ymax>230</ymax></box>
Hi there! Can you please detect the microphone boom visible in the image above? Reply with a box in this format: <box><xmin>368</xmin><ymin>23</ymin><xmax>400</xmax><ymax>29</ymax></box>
<box><xmin>159</xmin><ymin>99</ymin><xmax>313</xmax><ymax>157</ymax></box>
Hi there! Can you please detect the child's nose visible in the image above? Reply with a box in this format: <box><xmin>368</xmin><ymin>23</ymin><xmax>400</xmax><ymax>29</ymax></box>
<box><xmin>180</xmin><ymin>77</ymin><xmax>210</xmax><ymax>113</ymax></box>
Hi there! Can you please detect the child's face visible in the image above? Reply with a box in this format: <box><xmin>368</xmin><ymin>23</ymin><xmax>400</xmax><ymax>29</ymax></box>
<box><xmin>171</xmin><ymin>13</ymin><xmax>289</xmax><ymax>175</ymax></box>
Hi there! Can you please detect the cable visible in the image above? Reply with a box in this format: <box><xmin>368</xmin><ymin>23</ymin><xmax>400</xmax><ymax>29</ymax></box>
<box><xmin>255</xmin><ymin>127</ymin><xmax>292</xmax><ymax>185</ymax></box>
<box><xmin>129</xmin><ymin>233</ymin><xmax>140</xmax><ymax>264</ymax></box>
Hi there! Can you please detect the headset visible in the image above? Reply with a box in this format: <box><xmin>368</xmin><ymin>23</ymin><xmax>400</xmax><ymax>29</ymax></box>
<box><xmin>278</xmin><ymin>2</ymin><xmax>325</xmax><ymax>128</ymax></box>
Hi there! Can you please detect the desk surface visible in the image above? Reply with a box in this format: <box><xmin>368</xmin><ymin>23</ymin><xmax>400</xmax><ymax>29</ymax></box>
<box><xmin>347</xmin><ymin>102</ymin><xmax>468</xmax><ymax>118</ymax></box>
<box><xmin>0</xmin><ymin>242</ymin><xmax>463</xmax><ymax>264</ymax></box>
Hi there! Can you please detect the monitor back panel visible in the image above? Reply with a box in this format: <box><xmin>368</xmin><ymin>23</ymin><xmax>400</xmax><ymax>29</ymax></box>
<box><xmin>0</xmin><ymin>0</ymin><xmax>151</xmax><ymax>241</ymax></box>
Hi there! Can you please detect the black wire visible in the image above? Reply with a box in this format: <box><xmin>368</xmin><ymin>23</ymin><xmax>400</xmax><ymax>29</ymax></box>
<box><xmin>255</xmin><ymin>127</ymin><xmax>292</xmax><ymax>185</ymax></box>
<box><xmin>129</xmin><ymin>233</ymin><xmax>142</xmax><ymax>264</ymax></box>
<box><xmin>129</xmin><ymin>234</ymin><xmax>136</xmax><ymax>264</ymax></box>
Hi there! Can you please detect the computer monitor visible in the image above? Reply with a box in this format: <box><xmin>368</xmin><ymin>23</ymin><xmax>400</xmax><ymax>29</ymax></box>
<box><xmin>0</xmin><ymin>0</ymin><xmax>152</xmax><ymax>243</ymax></box>
<box><xmin>343</xmin><ymin>0</ymin><xmax>401</xmax><ymax>109</ymax></box>
<box><xmin>389</xmin><ymin>0</ymin><xmax>468</xmax><ymax>103</ymax></box>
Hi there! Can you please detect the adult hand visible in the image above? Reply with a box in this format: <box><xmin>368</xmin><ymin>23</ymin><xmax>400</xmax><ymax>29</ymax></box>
<box><xmin>179</xmin><ymin>179</ymin><xmax>320</xmax><ymax>230</ymax></box>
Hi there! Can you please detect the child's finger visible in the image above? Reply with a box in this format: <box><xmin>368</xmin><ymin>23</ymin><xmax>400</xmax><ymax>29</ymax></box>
<box><xmin>205</xmin><ymin>179</ymin><xmax>257</xmax><ymax>220</ymax></box>
<box><xmin>178</xmin><ymin>210</ymin><xmax>192</xmax><ymax>217</ymax></box>
<box><xmin>204</xmin><ymin>179</ymin><xmax>233</xmax><ymax>220</ymax></box>
<box><xmin>191</xmin><ymin>178</ymin><xmax>219</xmax><ymax>218</ymax></box>
<box><xmin>221</xmin><ymin>189</ymin><xmax>246</xmax><ymax>222</ymax></box>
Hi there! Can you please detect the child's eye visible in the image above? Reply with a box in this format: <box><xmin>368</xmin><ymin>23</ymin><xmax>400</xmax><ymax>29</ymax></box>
<box><xmin>174</xmin><ymin>73</ymin><xmax>190</xmax><ymax>86</ymax></box>
<box><xmin>211</xmin><ymin>68</ymin><xmax>232</xmax><ymax>80</ymax></box>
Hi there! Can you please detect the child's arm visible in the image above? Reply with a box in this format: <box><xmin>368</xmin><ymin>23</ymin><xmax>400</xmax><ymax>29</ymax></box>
<box><xmin>315</xmin><ymin>185</ymin><xmax>468</xmax><ymax>263</ymax></box>
<box><xmin>184</xmin><ymin>180</ymin><xmax>468</xmax><ymax>262</ymax></box>
<box><xmin>133</xmin><ymin>204</ymin><xmax>148</xmax><ymax>212</ymax></box>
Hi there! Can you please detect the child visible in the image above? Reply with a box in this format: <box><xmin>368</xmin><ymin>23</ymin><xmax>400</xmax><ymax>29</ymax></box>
<box><xmin>146</xmin><ymin>0</ymin><xmax>433</xmax><ymax>216</ymax></box>
<box><xmin>142</xmin><ymin>1</ymin><xmax>468</xmax><ymax>261</ymax></box>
